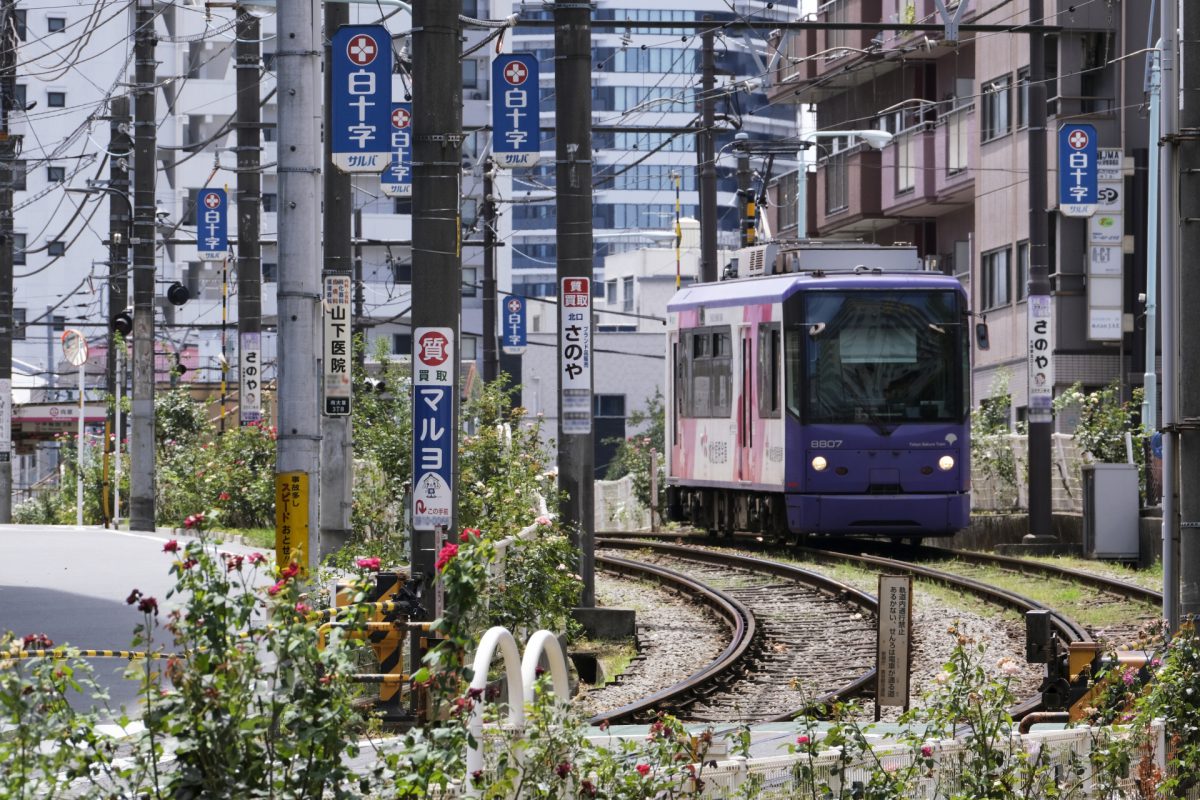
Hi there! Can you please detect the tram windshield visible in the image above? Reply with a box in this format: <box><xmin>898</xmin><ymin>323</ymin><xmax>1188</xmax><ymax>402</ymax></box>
<box><xmin>785</xmin><ymin>289</ymin><xmax>969</xmax><ymax>425</ymax></box>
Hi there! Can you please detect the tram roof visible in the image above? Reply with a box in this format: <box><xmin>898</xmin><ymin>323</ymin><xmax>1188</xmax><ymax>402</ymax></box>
<box><xmin>667</xmin><ymin>270</ymin><xmax>965</xmax><ymax>312</ymax></box>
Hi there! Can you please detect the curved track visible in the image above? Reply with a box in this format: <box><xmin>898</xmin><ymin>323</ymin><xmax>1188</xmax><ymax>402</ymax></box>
<box><xmin>595</xmin><ymin>540</ymin><xmax>878</xmax><ymax>725</ymax></box>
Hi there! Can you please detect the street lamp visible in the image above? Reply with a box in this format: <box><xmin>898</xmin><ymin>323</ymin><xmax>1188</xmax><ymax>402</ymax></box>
<box><xmin>795</xmin><ymin>129</ymin><xmax>894</xmax><ymax>239</ymax></box>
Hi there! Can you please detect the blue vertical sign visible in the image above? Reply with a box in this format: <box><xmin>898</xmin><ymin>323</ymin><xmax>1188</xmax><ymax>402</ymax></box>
<box><xmin>196</xmin><ymin>188</ymin><xmax>228</xmax><ymax>261</ymax></box>
<box><xmin>501</xmin><ymin>294</ymin><xmax>526</xmax><ymax>354</ymax></box>
<box><xmin>380</xmin><ymin>102</ymin><xmax>412</xmax><ymax>198</ymax></box>
<box><xmin>412</xmin><ymin>328</ymin><xmax>454</xmax><ymax>530</ymax></box>
<box><xmin>492</xmin><ymin>54</ymin><xmax>541</xmax><ymax>168</ymax></box>
<box><xmin>1058</xmin><ymin>123</ymin><xmax>1098</xmax><ymax>218</ymax></box>
<box><xmin>331</xmin><ymin>25</ymin><xmax>391</xmax><ymax>174</ymax></box>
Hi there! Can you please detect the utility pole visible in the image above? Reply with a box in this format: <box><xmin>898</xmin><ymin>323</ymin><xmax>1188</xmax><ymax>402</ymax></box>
<box><xmin>320</xmin><ymin>0</ymin><xmax>352</xmax><ymax>557</ymax></box>
<box><xmin>0</xmin><ymin>0</ymin><xmax>18</xmax><ymax>522</ymax></box>
<box><xmin>108</xmin><ymin>96</ymin><xmax>132</xmax><ymax>519</ymax></box>
<box><xmin>482</xmin><ymin>157</ymin><xmax>497</xmax><ymax>383</ymax></box>
<box><xmin>555</xmin><ymin>0</ymin><xmax>595</xmax><ymax>606</ymax></box>
<box><xmin>129</xmin><ymin>0</ymin><xmax>158</xmax><ymax>532</ymax></box>
<box><xmin>235</xmin><ymin>7</ymin><xmax>262</xmax><ymax>432</ymax></box>
<box><xmin>698</xmin><ymin>19</ymin><xmax>718</xmax><ymax>283</ymax></box>
<box><xmin>275</xmin><ymin>0</ymin><xmax>322</xmax><ymax>572</ymax></box>
<box><xmin>353</xmin><ymin>206</ymin><xmax>363</xmax><ymax>356</ymax></box>
<box><xmin>1176</xmin><ymin>0</ymin><xmax>1200</xmax><ymax>619</ymax></box>
<box><xmin>1021</xmin><ymin>0</ymin><xmax>1053</xmax><ymax>545</ymax></box>
<box><xmin>734</xmin><ymin>132</ymin><xmax>753</xmax><ymax>248</ymax></box>
<box><xmin>410</xmin><ymin>0</ymin><xmax>462</xmax><ymax>617</ymax></box>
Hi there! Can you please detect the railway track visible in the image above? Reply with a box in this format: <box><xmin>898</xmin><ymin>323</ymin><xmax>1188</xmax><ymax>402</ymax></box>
<box><xmin>593</xmin><ymin>541</ymin><xmax>877</xmax><ymax>725</ymax></box>
<box><xmin>596</xmin><ymin>531</ymin><xmax>1112</xmax><ymax>719</ymax></box>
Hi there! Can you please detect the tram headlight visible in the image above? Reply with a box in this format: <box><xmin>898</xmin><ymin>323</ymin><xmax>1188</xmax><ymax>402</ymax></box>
<box><xmin>938</xmin><ymin>455</ymin><xmax>955</xmax><ymax>471</ymax></box>
<box><xmin>811</xmin><ymin>456</ymin><xmax>828</xmax><ymax>471</ymax></box>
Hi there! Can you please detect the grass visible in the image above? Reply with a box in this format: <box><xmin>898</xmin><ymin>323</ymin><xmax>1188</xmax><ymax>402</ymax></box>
<box><xmin>211</xmin><ymin>527</ymin><xmax>275</xmax><ymax>548</ymax></box>
<box><xmin>573</xmin><ymin>638</ymin><xmax>638</xmax><ymax>686</ymax></box>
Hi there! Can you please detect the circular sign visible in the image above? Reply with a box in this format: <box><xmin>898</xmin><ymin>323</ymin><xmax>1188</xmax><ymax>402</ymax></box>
<box><xmin>61</xmin><ymin>329</ymin><xmax>88</xmax><ymax>367</ymax></box>
<box><xmin>391</xmin><ymin>107</ymin><xmax>411</xmax><ymax>129</ymax></box>
<box><xmin>1067</xmin><ymin>128</ymin><xmax>1090</xmax><ymax>150</ymax></box>
<box><xmin>417</xmin><ymin>331</ymin><xmax>450</xmax><ymax>367</ymax></box>
<box><xmin>347</xmin><ymin>34</ymin><xmax>379</xmax><ymax>66</ymax></box>
<box><xmin>503</xmin><ymin>60</ymin><xmax>529</xmax><ymax>85</ymax></box>
<box><xmin>203</xmin><ymin>191</ymin><xmax>222</xmax><ymax>209</ymax></box>
<box><xmin>506</xmin><ymin>297</ymin><xmax>523</xmax><ymax>313</ymax></box>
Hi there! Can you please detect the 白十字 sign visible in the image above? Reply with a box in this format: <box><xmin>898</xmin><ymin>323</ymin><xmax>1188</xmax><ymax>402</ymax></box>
<box><xmin>331</xmin><ymin>25</ymin><xmax>392</xmax><ymax>174</ymax></box>
<box><xmin>492</xmin><ymin>54</ymin><xmax>541</xmax><ymax>169</ymax></box>
<box><xmin>196</xmin><ymin>188</ymin><xmax>228</xmax><ymax>261</ymax></box>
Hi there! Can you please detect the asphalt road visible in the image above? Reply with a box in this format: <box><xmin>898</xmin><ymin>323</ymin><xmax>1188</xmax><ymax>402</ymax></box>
<box><xmin>0</xmin><ymin>524</ymin><xmax>270</xmax><ymax>718</ymax></box>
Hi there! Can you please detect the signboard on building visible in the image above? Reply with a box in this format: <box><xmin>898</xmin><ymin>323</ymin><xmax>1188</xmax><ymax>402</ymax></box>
<box><xmin>560</xmin><ymin>277</ymin><xmax>592</xmax><ymax>434</ymax></box>
<box><xmin>1028</xmin><ymin>294</ymin><xmax>1054</xmax><ymax>420</ymax></box>
<box><xmin>197</xmin><ymin>188</ymin><xmax>228</xmax><ymax>261</ymax></box>
<box><xmin>1088</xmin><ymin>148</ymin><xmax>1125</xmax><ymax>342</ymax></box>
<box><xmin>502</xmin><ymin>294</ymin><xmax>527</xmax><ymax>354</ymax></box>
<box><xmin>323</xmin><ymin>276</ymin><xmax>352</xmax><ymax>416</ymax></box>
<box><xmin>331</xmin><ymin>25</ymin><xmax>392</xmax><ymax>174</ymax></box>
<box><xmin>1058</xmin><ymin>123</ymin><xmax>1098</xmax><ymax>217</ymax></box>
<box><xmin>492</xmin><ymin>54</ymin><xmax>541</xmax><ymax>168</ymax></box>
<box><xmin>239</xmin><ymin>332</ymin><xmax>262</xmax><ymax>425</ymax></box>
<box><xmin>412</xmin><ymin>327</ymin><xmax>454</xmax><ymax>530</ymax></box>
<box><xmin>875</xmin><ymin>574</ymin><xmax>912</xmax><ymax>712</ymax></box>
<box><xmin>381</xmin><ymin>102</ymin><xmax>412</xmax><ymax>198</ymax></box>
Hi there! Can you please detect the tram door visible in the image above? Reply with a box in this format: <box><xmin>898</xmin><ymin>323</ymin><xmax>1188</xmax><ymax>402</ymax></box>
<box><xmin>739</xmin><ymin>324</ymin><xmax>753</xmax><ymax>481</ymax></box>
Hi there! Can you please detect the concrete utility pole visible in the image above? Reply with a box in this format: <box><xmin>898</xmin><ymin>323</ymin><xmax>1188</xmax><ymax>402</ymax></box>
<box><xmin>555</xmin><ymin>0</ymin><xmax>595</xmax><ymax>606</ymax></box>
<box><xmin>1176</xmin><ymin>0</ymin><xmax>1200</xmax><ymax>619</ymax></box>
<box><xmin>698</xmin><ymin>20</ymin><xmax>718</xmax><ymax>283</ymax></box>
<box><xmin>735</xmin><ymin>133</ymin><xmax>753</xmax><ymax>248</ymax></box>
<box><xmin>235</xmin><ymin>8</ymin><xmax>262</xmax><ymax>432</ymax></box>
<box><xmin>107</xmin><ymin>96</ymin><xmax>132</xmax><ymax>496</ymax></box>
<box><xmin>1022</xmin><ymin>0</ymin><xmax>1053</xmax><ymax>545</ymax></box>
<box><xmin>482</xmin><ymin>158</ymin><xmax>497</xmax><ymax>383</ymax></box>
<box><xmin>275</xmin><ymin>0</ymin><xmax>322</xmax><ymax>572</ymax></box>
<box><xmin>410</xmin><ymin>0</ymin><xmax>462</xmax><ymax>604</ymax></box>
<box><xmin>320</xmin><ymin>0</ymin><xmax>352</xmax><ymax>557</ymax></box>
<box><xmin>129</xmin><ymin>0</ymin><xmax>158</xmax><ymax>531</ymax></box>
<box><xmin>0</xmin><ymin>0</ymin><xmax>18</xmax><ymax>522</ymax></box>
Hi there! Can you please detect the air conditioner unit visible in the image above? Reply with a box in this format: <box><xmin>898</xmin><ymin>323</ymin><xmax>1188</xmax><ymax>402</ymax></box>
<box><xmin>736</xmin><ymin>244</ymin><xmax>780</xmax><ymax>277</ymax></box>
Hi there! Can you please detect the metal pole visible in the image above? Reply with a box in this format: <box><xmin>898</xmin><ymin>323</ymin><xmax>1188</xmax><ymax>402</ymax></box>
<box><xmin>76</xmin><ymin>363</ymin><xmax>84</xmax><ymax>526</ymax></box>
<box><xmin>1175</xmin><ymin>0</ymin><xmax>1200</xmax><ymax>619</ymax></box>
<box><xmin>320</xmin><ymin>0</ymin><xmax>353</xmax><ymax>557</ymax></box>
<box><xmin>276</xmin><ymin>0</ymin><xmax>323</xmax><ymax>573</ymax></box>
<box><xmin>129</xmin><ymin>0</ymin><xmax>158</xmax><ymax>531</ymax></box>
<box><xmin>482</xmin><ymin>157</ymin><xmax>497</xmax><ymax>383</ymax></box>
<box><xmin>698</xmin><ymin>20</ymin><xmax>718</xmax><ymax>283</ymax></box>
<box><xmin>114</xmin><ymin>349</ymin><xmax>121</xmax><ymax>526</ymax></box>
<box><xmin>0</xmin><ymin>0</ymin><xmax>18</xmax><ymax>522</ymax></box>
<box><xmin>353</xmin><ymin>206</ymin><xmax>363</xmax><ymax>363</ymax></box>
<box><xmin>735</xmin><ymin>133</ymin><xmax>752</xmax><ymax>248</ymax></box>
<box><xmin>555</xmin><ymin>0</ymin><xmax>595</xmax><ymax>606</ymax></box>
<box><xmin>235</xmin><ymin>7</ymin><xmax>262</xmax><ymax>430</ymax></box>
<box><xmin>1144</xmin><ymin>46</ymin><xmax>1161</xmax><ymax>433</ymax></box>
<box><xmin>1022</xmin><ymin>0</ymin><xmax>1054</xmax><ymax>544</ymax></box>
<box><xmin>411</xmin><ymin>0</ymin><xmax>462</xmax><ymax>635</ymax></box>
<box><xmin>1162</xmin><ymin>0</ymin><xmax>1181</xmax><ymax>630</ymax></box>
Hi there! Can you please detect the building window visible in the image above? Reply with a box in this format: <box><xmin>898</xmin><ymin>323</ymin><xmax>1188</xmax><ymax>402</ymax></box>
<box><xmin>462</xmin><ymin>266</ymin><xmax>477</xmax><ymax>297</ymax></box>
<box><xmin>5</xmin><ymin>159</ymin><xmax>25</xmax><ymax>191</ymax></box>
<box><xmin>261</xmin><ymin>193</ymin><xmax>277</xmax><ymax>212</ymax></box>
<box><xmin>14</xmin><ymin>10</ymin><xmax>25</xmax><ymax>41</ymax></box>
<box><xmin>47</xmin><ymin>240</ymin><xmax>65</xmax><ymax>257</ymax></box>
<box><xmin>946</xmin><ymin>107</ymin><xmax>970</xmax><ymax>175</ymax></box>
<box><xmin>981</xmin><ymin>75</ymin><xmax>1011</xmax><ymax>142</ymax></box>
<box><xmin>594</xmin><ymin>394</ymin><xmax>625</xmax><ymax>418</ymax></box>
<box><xmin>392</xmin><ymin>259</ymin><xmax>411</xmax><ymax>283</ymax></box>
<box><xmin>12</xmin><ymin>232</ymin><xmax>25</xmax><ymax>265</ymax></box>
<box><xmin>262</xmin><ymin>262</ymin><xmax>278</xmax><ymax>282</ymax></box>
<box><xmin>47</xmin><ymin>91</ymin><xmax>65</xmax><ymax>108</ymax></box>
<box><xmin>622</xmin><ymin>275</ymin><xmax>634</xmax><ymax>312</ymax></box>
<box><xmin>1016</xmin><ymin>240</ymin><xmax>1029</xmax><ymax>300</ymax></box>
<box><xmin>46</xmin><ymin>165</ymin><xmax>65</xmax><ymax>183</ymax></box>
<box><xmin>13</xmin><ymin>84</ymin><xmax>25</xmax><ymax>111</ymax></box>
<box><xmin>823</xmin><ymin>151</ymin><xmax>849</xmax><ymax>214</ymax></box>
<box><xmin>51</xmin><ymin>315</ymin><xmax>65</xmax><ymax>331</ymax></box>
<box><xmin>895</xmin><ymin>130</ymin><xmax>917</xmax><ymax>194</ymax></box>
<box><xmin>461</xmin><ymin>335</ymin><xmax>478</xmax><ymax>361</ymax></box>
<box><xmin>605</xmin><ymin>279</ymin><xmax>616</xmax><ymax>305</ymax></box>
<box><xmin>392</xmin><ymin>333</ymin><xmax>412</xmax><ymax>355</ymax></box>
<box><xmin>981</xmin><ymin>247</ymin><xmax>1011</xmax><ymax>310</ymax></box>
<box><xmin>1016</xmin><ymin>67</ymin><xmax>1030</xmax><ymax>129</ymax></box>
<box><xmin>462</xmin><ymin>59</ymin><xmax>478</xmax><ymax>89</ymax></box>
<box><xmin>11</xmin><ymin>307</ymin><xmax>24</xmax><ymax>340</ymax></box>
<box><xmin>47</xmin><ymin>17</ymin><xmax>65</xmax><ymax>32</ymax></box>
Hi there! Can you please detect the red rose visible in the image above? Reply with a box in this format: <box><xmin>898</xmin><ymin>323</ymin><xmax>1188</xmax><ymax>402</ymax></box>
<box><xmin>435</xmin><ymin>542</ymin><xmax>458</xmax><ymax>571</ymax></box>
<box><xmin>459</xmin><ymin>527</ymin><xmax>481</xmax><ymax>542</ymax></box>
<box><xmin>636</xmin><ymin>764</ymin><xmax>650</xmax><ymax>776</ymax></box>
<box><xmin>355</xmin><ymin>557</ymin><xmax>382</xmax><ymax>571</ymax></box>
<box><xmin>162</xmin><ymin>540</ymin><xmax>179</xmax><ymax>553</ymax></box>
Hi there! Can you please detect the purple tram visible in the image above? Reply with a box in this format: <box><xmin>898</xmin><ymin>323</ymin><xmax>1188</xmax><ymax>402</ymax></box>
<box><xmin>664</xmin><ymin>244</ymin><xmax>971</xmax><ymax>540</ymax></box>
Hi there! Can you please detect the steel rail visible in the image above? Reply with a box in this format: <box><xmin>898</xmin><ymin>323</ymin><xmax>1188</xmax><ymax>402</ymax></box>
<box><xmin>596</xmin><ymin>540</ymin><xmax>878</xmax><ymax>724</ymax></box>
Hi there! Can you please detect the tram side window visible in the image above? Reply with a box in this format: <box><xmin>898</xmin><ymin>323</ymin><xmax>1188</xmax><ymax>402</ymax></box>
<box><xmin>757</xmin><ymin>323</ymin><xmax>781</xmax><ymax>418</ymax></box>
<box><xmin>683</xmin><ymin>326</ymin><xmax>732</xmax><ymax>418</ymax></box>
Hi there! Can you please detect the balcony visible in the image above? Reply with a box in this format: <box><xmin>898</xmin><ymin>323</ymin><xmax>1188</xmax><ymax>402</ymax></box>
<box><xmin>933</xmin><ymin>104</ymin><xmax>976</xmax><ymax>206</ymax></box>
<box><xmin>814</xmin><ymin>145</ymin><xmax>888</xmax><ymax>236</ymax></box>
<box><xmin>775</xmin><ymin>0</ymin><xmax>899</xmax><ymax>103</ymax></box>
<box><xmin>878</xmin><ymin>0</ymin><xmax>976</xmax><ymax>55</ymax></box>
<box><xmin>880</xmin><ymin>123</ymin><xmax>937</xmax><ymax>216</ymax></box>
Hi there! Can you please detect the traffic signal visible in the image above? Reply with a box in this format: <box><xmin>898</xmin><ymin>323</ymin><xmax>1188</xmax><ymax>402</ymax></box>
<box><xmin>111</xmin><ymin>310</ymin><xmax>133</xmax><ymax>336</ymax></box>
<box><xmin>167</xmin><ymin>281</ymin><xmax>190</xmax><ymax>306</ymax></box>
